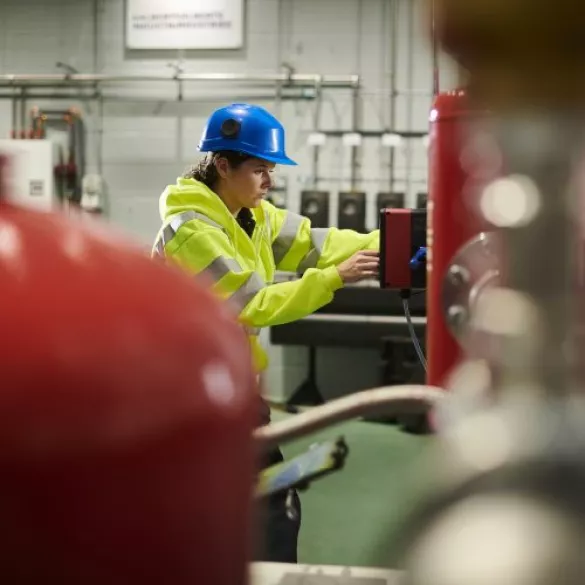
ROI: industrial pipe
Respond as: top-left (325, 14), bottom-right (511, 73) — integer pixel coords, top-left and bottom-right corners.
top-left (19, 88), bottom-right (27, 139)
top-left (0, 92), bottom-right (315, 103)
top-left (254, 385), bottom-right (445, 449)
top-left (388, 0), bottom-right (399, 194)
top-left (319, 130), bottom-right (428, 138)
top-left (311, 75), bottom-right (323, 187)
top-left (405, 0), bottom-right (416, 203)
top-left (0, 72), bottom-right (360, 89)
top-left (349, 84), bottom-right (362, 190)
top-left (10, 93), bottom-right (18, 138)
top-left (306, 175), bottom-right (428, 185)
top-left (0, 74), bottom-right (358, 133)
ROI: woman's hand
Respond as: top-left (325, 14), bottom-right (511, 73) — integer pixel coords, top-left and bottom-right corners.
top-left (337, 250), bottom-right (379, 284)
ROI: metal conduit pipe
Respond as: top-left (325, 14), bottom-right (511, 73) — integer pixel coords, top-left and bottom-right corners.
top-left (0, 72), bottom-right (360, 89)
top-left (304, 175), bottom-right (428, 184)
top-left (19, 88), bottom-right (27, 139)
top-left (405, 0), bottom-right (416, 204)
top-left (311, 75), bottom-right (324, 187)
top-left (254, 385), bottom-right (445, 449)
top-left (0, 94), bottom-right (319, 105)
top-left (388, 0), bottom-right (399, 194)
top-left (11, 93), bottom-right (18, 138)
top-left (350, 83), bottom-right (361, 190)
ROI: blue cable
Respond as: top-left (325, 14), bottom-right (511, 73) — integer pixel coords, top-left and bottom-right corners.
top-left (403, 246), bottom-right (428, 371)
top-left (410, 246), bottom-right (427, 269)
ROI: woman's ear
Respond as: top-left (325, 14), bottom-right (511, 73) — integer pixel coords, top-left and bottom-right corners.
top-left (214, 156), bottom-right (230, 180)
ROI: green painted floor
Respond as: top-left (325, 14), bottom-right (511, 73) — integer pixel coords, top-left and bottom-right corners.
top-left (274, 410), bottom-right (436, 569)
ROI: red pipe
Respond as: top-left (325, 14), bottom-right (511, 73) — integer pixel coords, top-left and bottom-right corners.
top-left (426, 89), bottom-right (491, 387)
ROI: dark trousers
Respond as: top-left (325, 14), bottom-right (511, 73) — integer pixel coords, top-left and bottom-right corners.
top-left (253, 446), bottom-right (302, 564)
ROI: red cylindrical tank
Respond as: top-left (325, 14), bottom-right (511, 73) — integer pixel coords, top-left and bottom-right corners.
top-left (0, 158), bottom-right (256, 585)
top-left (426, 89), bottom-right (495, 387)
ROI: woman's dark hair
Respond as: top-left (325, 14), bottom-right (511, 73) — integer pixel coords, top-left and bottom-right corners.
top-left (183, 151), bottom-right (252, 188)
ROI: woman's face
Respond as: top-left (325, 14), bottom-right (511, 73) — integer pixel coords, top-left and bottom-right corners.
top-left (217, 157), bottom-right (275, 211)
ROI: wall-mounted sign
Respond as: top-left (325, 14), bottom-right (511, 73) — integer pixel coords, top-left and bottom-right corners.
top-left (126, 0), bottom-right (244, 50)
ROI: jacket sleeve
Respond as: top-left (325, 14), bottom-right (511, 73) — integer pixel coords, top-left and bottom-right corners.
top-left (168, 227), bottom-right (344, 328)
top-left (264, 201), bottom-right (379, 274)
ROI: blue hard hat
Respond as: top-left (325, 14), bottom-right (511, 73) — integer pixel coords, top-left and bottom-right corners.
top-left (198, 103), bottom-right (297, 166)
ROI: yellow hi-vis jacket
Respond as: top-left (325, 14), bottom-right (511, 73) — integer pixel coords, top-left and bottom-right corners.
top-left (153, 178), bottom-right (380, 371)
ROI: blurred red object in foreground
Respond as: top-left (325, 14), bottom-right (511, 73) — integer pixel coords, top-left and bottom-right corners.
top-left (0, 156), bottom-right (257, 585)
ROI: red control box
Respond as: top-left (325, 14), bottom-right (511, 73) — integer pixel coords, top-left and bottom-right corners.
top-left (379, 208), bottom-right (427, 290)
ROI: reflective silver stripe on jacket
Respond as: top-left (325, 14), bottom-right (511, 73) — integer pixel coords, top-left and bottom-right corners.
top-left (157, 210), bottom-right (225, 256)
top-left (243, 325), bottom-right (261, 336)
top-left (263, 208), bottom-right (273, 244)
top-left (297, 227), bottom-right (330, 273)
top-left (153, 239), bottom-right (165, 257)
top-left (272, 211), bottom-right (304, 265)
top-left (155, 209), bottom-right (264, 335)
top-left (202, 258), bottom-right (265, 310)
top-left (230, 272), bottom-right (266, 308)
top-left (202, 256), bottom-right (243, 282)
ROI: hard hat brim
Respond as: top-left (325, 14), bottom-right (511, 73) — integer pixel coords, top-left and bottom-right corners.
top-left (255, 152), bottom-right (298, 166)
top-left (198, 146), bottom-right (298, 166)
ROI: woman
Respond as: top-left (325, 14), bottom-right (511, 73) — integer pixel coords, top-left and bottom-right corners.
top-left (152, 103), bottom-right (379, 563)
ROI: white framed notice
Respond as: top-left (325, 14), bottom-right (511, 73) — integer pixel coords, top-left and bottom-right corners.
top-left (126, 0), bottom-right (244, 50)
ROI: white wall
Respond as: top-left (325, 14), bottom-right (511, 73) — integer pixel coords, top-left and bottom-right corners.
top-left (0, 0), bottom-right (457, 401)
